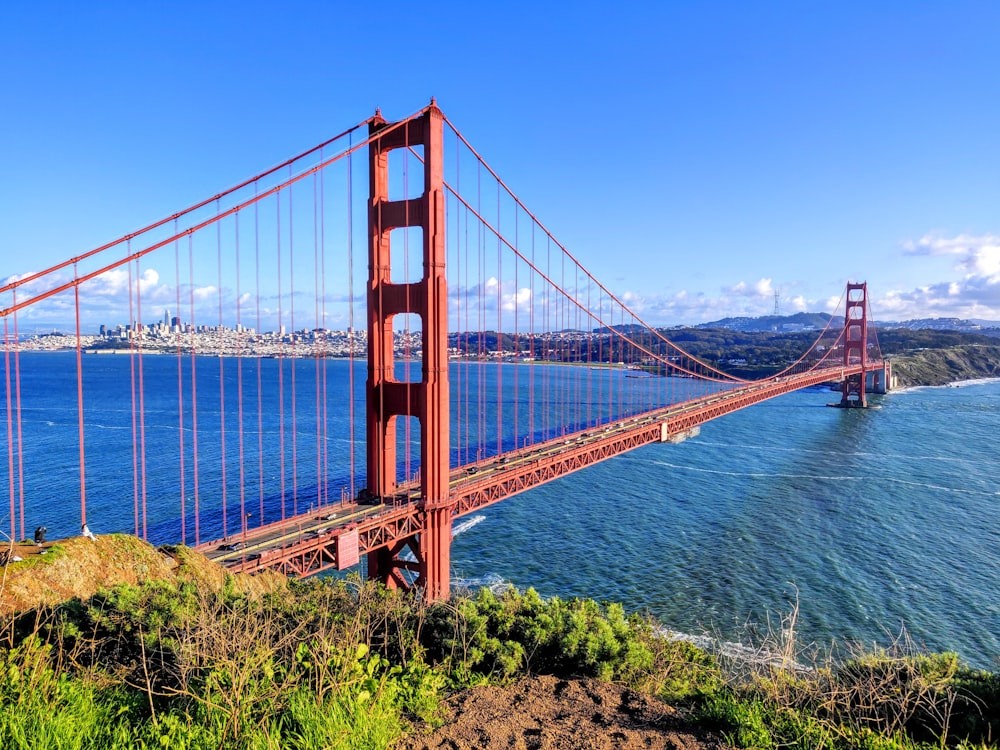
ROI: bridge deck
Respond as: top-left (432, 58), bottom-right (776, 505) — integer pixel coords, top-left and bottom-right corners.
top-left (197, 364), bottom-right (868, 577)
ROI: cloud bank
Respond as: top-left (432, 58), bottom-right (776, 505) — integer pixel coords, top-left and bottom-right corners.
top-left (880, 233), bottom-right (1000, 320)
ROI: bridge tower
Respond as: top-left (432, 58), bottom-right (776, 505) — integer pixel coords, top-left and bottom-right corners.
top-left (365, 102), bottom-right (453, 601)
top-left (840, 281), bottom-right (868, 408)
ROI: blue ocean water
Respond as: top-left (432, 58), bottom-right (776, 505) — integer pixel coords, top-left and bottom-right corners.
top-left (450, 380), bottom-right (1000, 669)
top-left (2, 352), bottom-right (998, 668)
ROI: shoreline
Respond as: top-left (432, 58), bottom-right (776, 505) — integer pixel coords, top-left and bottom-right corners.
top-left (891, 375), bottom-right (1000, 394)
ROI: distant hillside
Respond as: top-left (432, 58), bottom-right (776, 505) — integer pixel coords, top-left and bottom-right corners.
top-left (700, 313), bottom-right (1000, 338)
top-left (889, 344), bottom-right (1000, 387)
top-left (654, 325), bottom-right (1000, 384)
top-left (699, 312), bottom-right (833, 332)
top-left (880, 317), bottom-right (1000, 337)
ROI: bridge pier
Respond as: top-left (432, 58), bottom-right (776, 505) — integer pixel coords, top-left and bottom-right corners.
top-left (420, 505), bottom-right (453, 601)
top-left (870, 360), bottom-right (892, 394)
top-left (367, 541), bottom-right (420, 591)
top-left (364, 503), bottom-right (452, 598)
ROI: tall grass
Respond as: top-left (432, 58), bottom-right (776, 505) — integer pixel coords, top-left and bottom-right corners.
top-left (695, 600), bottom-right (999, 749)
top-left (0, 562), bottom-right (996, 749)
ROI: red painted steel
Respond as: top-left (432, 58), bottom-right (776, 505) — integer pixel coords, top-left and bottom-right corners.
top-left (203, 361), bottom-right (881, 580)
top-left (365, 102), bottom-right (453, 600)
top-left (840, 282), bottom-right (868, 407)
top-left (0, 103), bottom-right (891, 601)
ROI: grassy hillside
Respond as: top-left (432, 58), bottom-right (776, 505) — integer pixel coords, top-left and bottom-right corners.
top-left (1, 537), bottom-right (998, 749)
top-left (889, 344), bottom-right (1000, 387)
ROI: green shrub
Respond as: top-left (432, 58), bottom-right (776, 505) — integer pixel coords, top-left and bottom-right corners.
top-left (3, 570), bottom-right (997, 750)
top-left (419, 585), bottom-right (720, 701)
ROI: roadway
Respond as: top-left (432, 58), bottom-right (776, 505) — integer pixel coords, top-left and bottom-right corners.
top-left (198, 362), bottom-right (871, 576)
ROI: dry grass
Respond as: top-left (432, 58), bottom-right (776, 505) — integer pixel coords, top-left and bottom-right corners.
top-left (0, 533), bottom-right (285, 617)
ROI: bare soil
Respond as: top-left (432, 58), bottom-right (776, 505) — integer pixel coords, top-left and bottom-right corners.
top-left (399, 674), bottom-right (729, 750)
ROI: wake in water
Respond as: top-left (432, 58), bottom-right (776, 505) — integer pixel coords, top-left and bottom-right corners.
top-left (450, 516), bottom-right (518, 594)
top-left (659, 627), bottom-right (810, 673)
top-left (452, 572), bottom-right (510, 594)
top-left (400, 514), bottom-right (489, 565)
top-left (453, 515), bottom-right (487, 536)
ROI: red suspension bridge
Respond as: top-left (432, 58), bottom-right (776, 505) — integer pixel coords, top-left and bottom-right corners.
top-left (1, 101), bottom-right (888, 600)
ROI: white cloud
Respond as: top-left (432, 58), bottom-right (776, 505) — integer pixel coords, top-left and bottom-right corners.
top-left (90, 267), bottom-right (162, 297)
top-left (875, 233), bottom-right (1000, 320)
top-left (501, 286), bottom-right (532, 312)
top-left (192, 285), bottom-right (218, 301)
top-left (726, 278), bottom-right (774, 298)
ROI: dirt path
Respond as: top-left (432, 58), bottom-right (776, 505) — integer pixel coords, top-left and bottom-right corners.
top-left (399, 674), bottom-right (730, 750)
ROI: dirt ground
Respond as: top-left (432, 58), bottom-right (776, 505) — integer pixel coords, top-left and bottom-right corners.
top-left (398, 674), bottom-right (730, 750)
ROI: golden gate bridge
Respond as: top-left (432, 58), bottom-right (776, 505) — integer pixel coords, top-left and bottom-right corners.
top-left (0, 100), bottom-right (889, 600)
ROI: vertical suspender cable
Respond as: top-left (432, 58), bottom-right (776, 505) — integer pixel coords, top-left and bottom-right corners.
top-left (235, 212), bottom-right (246, 541)
top-left (323, 157), bottom-right (332, 506)
top-left (560, 250), bottom-right (566, 434)
top-left (175, 223), bottom-right (187, 544)
top-left (477, 162), bottom-right (484, 460)
top-left (277, 192), bottom-right (286, 520)
top-left (128, 261), bottom-right (139, 536)
top-left (313, 171), bottom-right (322, 511)
top-left (217, 201), bottom-right (228, 538)
top-left (586, 282), bottom-right (592, 428)
top-left (513, 204), bottom-right (519, 449)
top-left (463, 189), bottom-right (471, 464)
top-left (288, 171), bottom-right (298, 517)
top-left (188, 235), bottom-right (201, 544)
top-left (496, 180), bottom-right (502, 456)
top-left (11, 299), bottom-right (25, 542)
top-left (528, 222), bottom-right (535, 444)
top-left (544, 235), bottom-right (550, 440)
top-left (4, 318), bottom-right (15, 541)
top-left (135, 258), bottom-right (148, 539)
top-left (454, 136), bottom-right (462, 467)
top-left (255, 189), bottom-right (265, 524)
top-left (464, 198), bottom-right (470, 464)
top-left (345, 141), bottom-right (355, 502)
top-left (73, 266), bottom-right (87, 529)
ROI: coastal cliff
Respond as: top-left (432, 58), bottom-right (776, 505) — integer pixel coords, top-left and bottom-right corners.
top-left (888, 344), bottom-right (1000, 388)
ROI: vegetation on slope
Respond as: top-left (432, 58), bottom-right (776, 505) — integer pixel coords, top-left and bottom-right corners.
top-left (887, 344), bottom-right (1000, 388)
top-left (1, 542), bottom-right (998, 749)
top-left (675, 328), bottom-right (1000, 381)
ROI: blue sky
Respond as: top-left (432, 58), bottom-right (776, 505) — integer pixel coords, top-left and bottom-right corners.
top-left (2, 1), bottom-right (998, 327)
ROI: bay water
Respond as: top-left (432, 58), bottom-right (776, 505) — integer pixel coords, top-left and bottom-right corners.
top-left (3, 352), bottom-right (998, 668)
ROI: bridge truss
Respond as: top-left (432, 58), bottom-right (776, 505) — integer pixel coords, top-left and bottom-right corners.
top-left (0, 101), bottom-right (887, 599)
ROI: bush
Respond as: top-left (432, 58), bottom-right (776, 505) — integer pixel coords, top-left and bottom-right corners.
top-left (419, 585), bottom-right (721, 701)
